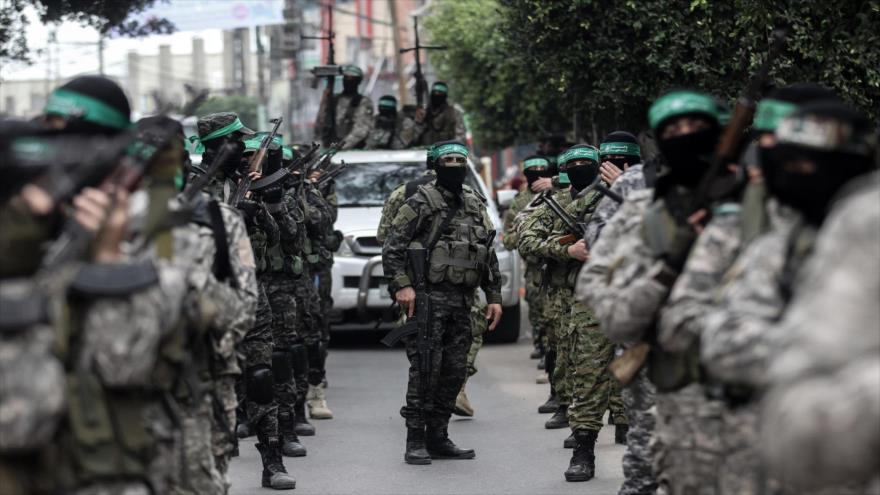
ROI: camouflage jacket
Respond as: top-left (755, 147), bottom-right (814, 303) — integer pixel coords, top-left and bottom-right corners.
top-left (264, 186), bottom-right (306, 275)
top-left (383, 183), bottom-right (502, 303)
top-left (501, 188), bottom-right (534, 251)
top-left (516, 188), bottom-right (572, 269)
top-left (377, 170), bottom-right (436, 244)
top-left (657, 204), bottom-right (743, 353)
top-left (315, 93), bottom-right (374, 150)
top-left (760, 173), bottom-right (880, 490)
top-left (577, 188), bottom-right (670, 346)
top-left (585, 164), bottom-right (647, 246)
top-left (365, 115), bottom-right (417, 150)
top-left (700, 202), bottom-right (806, 388)
top-left (299, 180), bottom-right (336, 269)
top-left (412, 103), bottom-right (466, 146)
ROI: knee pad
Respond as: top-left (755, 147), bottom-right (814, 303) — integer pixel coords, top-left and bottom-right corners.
top-left (289, 344), bottom-right (308, 376)
top-left (272, 350), bottom-right (293, 384)
top-left (246, 365), bottom-right (274, 405)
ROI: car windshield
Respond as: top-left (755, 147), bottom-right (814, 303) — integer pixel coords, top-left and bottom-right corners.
top-left (334, 161), bottom-right (484, 207)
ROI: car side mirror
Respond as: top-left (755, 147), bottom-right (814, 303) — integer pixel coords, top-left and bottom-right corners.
top-left (496, 189), bottom-right (517, 208)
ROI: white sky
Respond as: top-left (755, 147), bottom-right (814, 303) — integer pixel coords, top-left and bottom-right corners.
top-left (0, 1), bottom-right (287, 81)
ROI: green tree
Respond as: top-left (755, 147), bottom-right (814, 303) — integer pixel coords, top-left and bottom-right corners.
top-left (194, 95), bottom-right (260, 130)
top-left (425, 0), bottom-right (879, 148)
top-left (424, 0), bottom-right (569, 149)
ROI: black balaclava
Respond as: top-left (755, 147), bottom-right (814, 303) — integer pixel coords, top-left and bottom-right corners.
top-left (560, 144), bottom-right (600, 191)
top-left (430, 81), bottom-right (449, 109)
top-left (760, 100), bottom-right (875, 225)
top-left (599, 130), bottom-right (641, 171)
top-left (342, 77), bottom-right (361, 96)
top-left (203, 134), bottom-right (245, 177)
top-left (657, 118), bottom-right (720, 189)
top-left (522, 155), bottom-right (551, 187)
top-left (434, 141), bottom-right (469, 194)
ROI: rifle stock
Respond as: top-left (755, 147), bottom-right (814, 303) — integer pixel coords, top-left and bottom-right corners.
top-left (608, 342), bottom-right (651, 386)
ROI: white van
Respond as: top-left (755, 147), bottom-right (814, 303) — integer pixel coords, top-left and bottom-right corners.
top-left (327, 149), bottom-right (522, 342)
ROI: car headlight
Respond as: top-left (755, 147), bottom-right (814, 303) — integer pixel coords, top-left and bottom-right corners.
top-left (336, 235), bottom-right (355, 257)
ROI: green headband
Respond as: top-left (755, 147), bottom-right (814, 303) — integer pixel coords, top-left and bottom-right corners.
top-left (434, 143), bottom-right (469, 159)
top-left (244, 132), bottom-right (283, 151)
top-left (188, 117), bottom-right (246, 153)
top-left (282, 145), bottom-right (294, 161)
top-left (432, 83), bottom-right (449, 94)
top-left (649, 91), bottom-right (720, 130)
top-left (523, 157), bottom-right (550, 169)
top-left (599, 142), bottom-right (641, 157)
top-left (558, 146), bottom-right (599, 165)
top-left (558, 172), bottom-right (570, 184)
top-left (753, 99), bottom-right (799, 132)
top-left (379, 98), bottom-right (397, 109)
top-left (44, 89), bottom-right (131, 130)
top-left (342, 65), bottom-right (363, 77)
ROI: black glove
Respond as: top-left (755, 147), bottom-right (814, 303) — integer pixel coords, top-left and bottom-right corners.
top-left (237, 199), bottom-right (259, 220)
top-left (262, 184), bottom-right (283, 204)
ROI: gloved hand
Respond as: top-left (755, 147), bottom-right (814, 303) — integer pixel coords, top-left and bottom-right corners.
top-left (237, 199), bottom-right (259, 220)
top-left (262, 184), bottom-right (283, 204)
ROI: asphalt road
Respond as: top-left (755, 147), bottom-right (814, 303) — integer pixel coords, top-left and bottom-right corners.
top-left (229, 324), bottom-right (625, 495)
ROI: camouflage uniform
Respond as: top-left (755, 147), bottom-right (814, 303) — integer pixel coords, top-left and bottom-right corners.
top-left (315, 92), bottom-right (374, 150)
top-left (365, 114), bottom-right (417, 150)
top-left (653, 206), bottom-right (742, 495)
top-left (761, 174), bottom-right (880, 493)
top-left (699, 202), bottom-right (806, 495)
top-left (577, 188), bottom-right (663, 495)
top-left (517, 189), bottom-right (575, 407)
top-left (383, 182), bottom-right (502, 430)
top-left (466, 300), bottom-right (488, 377)
top-left (412, 103), bottom-right (467, 146)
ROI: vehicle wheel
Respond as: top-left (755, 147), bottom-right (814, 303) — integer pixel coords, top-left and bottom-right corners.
top-left (486, 302), bottom-right (521, 344)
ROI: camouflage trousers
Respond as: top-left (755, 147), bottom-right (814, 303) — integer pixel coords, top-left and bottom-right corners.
top-left (315, 265), bottom-right (333, 344)
top-left (211, 375), bottom-right (238, 478)
top-left (174, 396), bottom-right (227, 495)
top-left (240, 283), bottom-right (278, 443)
top-left (564, 302), bottom-right (626, 431)
top-left (619, 368), bottom-right (658, 495)
top-left (402, 290), bottom-right (473, 429)
top-left (548, 288), bottom-right (574, 405)
top-left (263, 273), bottom-right (300, 417)
top-left (466, 300), bottom-right (488, 377)
top-left (524, 275), bottom-right (548, 347)
top-left (652, 384), bottom-right (723, 495)
top-left (717, 403), bottom-right (764, 495)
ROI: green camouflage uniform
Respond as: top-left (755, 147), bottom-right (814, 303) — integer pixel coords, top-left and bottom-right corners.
top-left (411, 103), bottom-right (467, 146)
top-left (315, 93), bottom-right (374, 150)
top-left (383, 182), bottom-right (502, 429)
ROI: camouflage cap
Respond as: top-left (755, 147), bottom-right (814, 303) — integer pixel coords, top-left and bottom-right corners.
top-left (197, 112), bottom-right (254, 140)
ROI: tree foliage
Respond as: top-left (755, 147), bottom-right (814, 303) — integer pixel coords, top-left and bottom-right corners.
top-left (194, 95), bottom-right (260, 130)
top-left (1, 0), bottom-right (174, 64)
top-left (425, 0), bottom-right (880, 148)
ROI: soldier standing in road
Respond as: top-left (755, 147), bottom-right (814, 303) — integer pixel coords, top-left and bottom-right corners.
top-left (383, 142), bottom-right (503, 465)
top-left (314, 64), bottom-right (374, 150)
top-left (366, 95), bottom-right (417, 150)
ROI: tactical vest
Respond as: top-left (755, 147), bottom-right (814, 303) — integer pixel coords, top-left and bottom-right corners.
top-left (419, 185), bottom-right (493, 289)
top-left (265, 195), bottom-right (305, 277)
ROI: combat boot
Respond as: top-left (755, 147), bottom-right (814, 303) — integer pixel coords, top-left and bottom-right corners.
top-left (544, 404), bottom-right (569, 429)
top-left (236, 421), bottom-right (253, 439)
top-left (453, 386), bottom-right (474, 417)
top-left (307, 384), bottom-right (333, 419)
top-left (294, 397), bottom-right (315, 436)
top-left (537, 359), bottom-right (545, 370)
top-left (256, 441), bottom-right (296, 490)
top-left (530, 343), bottom-right (545, 360)
top-left (564, 429), bottom-right (597, 482)
top-left (538, 394), bottom-right (558, 414)
top-left (563, 432), bottom-right (575, 449)
top-left (404, 427), bottom-right (431, 465)
top-left (615, 424), bottom-right (629, 445)
top-left (278, 411), bottom-right (307, 457)
top-left (536, 372), bottom-right (549, 384)
top-left (426, 425), bottom-right (475, 460)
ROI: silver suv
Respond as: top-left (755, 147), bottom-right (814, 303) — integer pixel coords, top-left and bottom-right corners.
top-left (327, 149), bottom-right (522, 342)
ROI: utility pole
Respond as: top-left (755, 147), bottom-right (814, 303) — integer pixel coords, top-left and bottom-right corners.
top-left (256, 26), bottom-right (267, 105)
top-left (387, 0), bottom-right (407, 105)
top-left (98, 35), bottom-right (105, 75)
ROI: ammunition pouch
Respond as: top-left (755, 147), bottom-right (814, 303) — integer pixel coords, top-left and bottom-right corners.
top-left (325, 230), bottom-right (344, 252)
top-left (272, 350), bottom-right (293, 384)
top-left (426, 241), bottom-right (488, 288)
top-left (63, 372), bottom-right (162, 483)
top-left (68, 261), bottom-right (159, 298)
top-left (267, 245), bottom-right (304, 276)
top-left (246, 365), bottom-right (274, 405)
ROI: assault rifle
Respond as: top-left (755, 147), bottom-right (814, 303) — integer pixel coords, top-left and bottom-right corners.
top-left (305, 3), bottom-right (338, 148)
top-left (532, 192), bottom-right (586, 246)
top-left (249, 142), bottom-right (321, 193)
top-left (229, 117), bottom-right (283, 207)
top-left (312, 161), bottom-right (346, 189)
top-left (609, 30), bottom-right (788, 388)
top-left (41, 123), bottom-right (178, 269)
top-left (380, 248), bottom-right (433, 417)
top-left (183, 142), bottom-right (239, 201)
